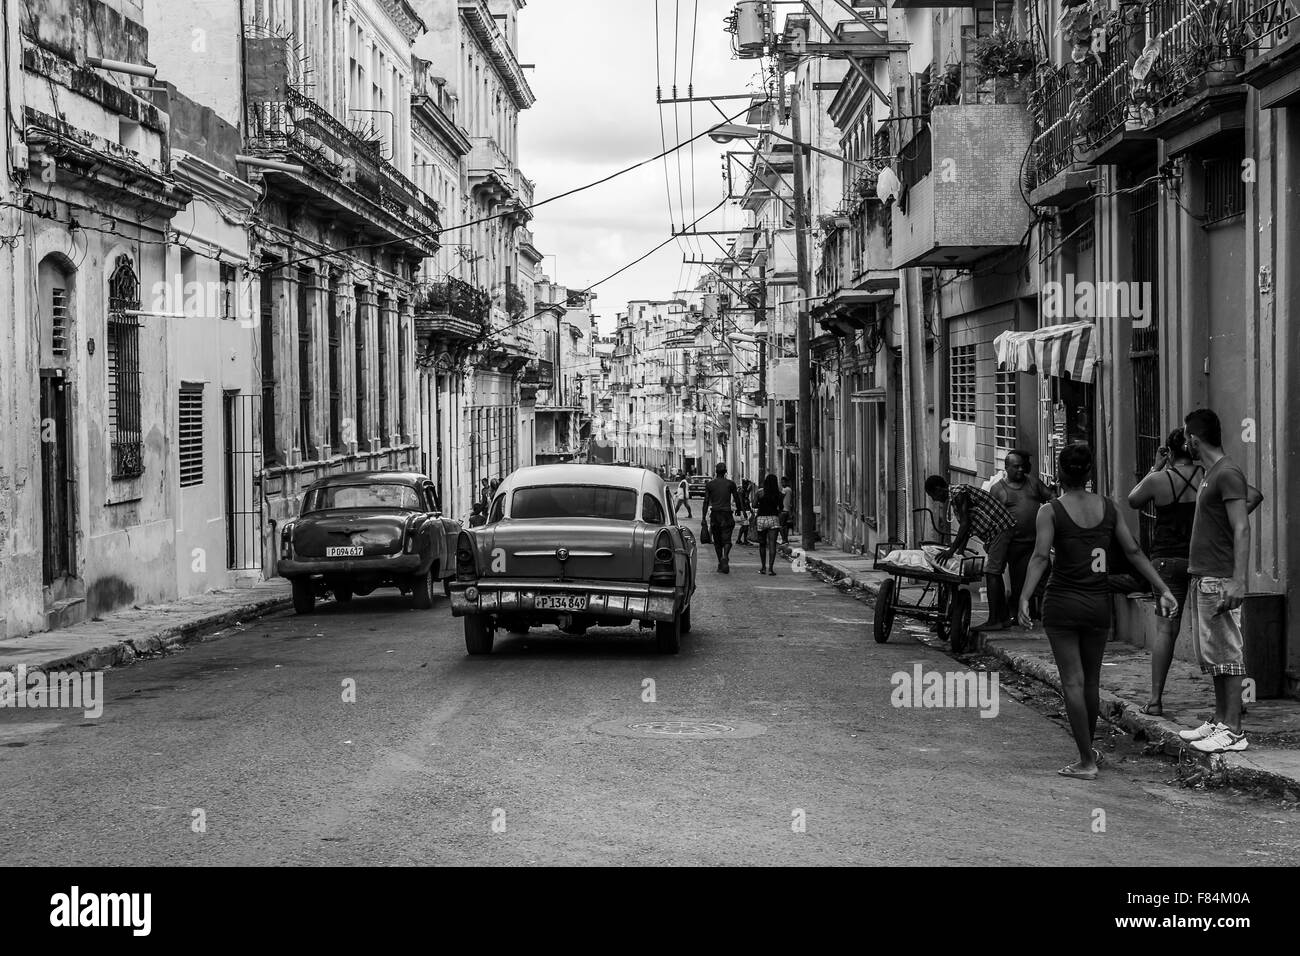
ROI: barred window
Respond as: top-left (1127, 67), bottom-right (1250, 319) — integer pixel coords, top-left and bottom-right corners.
top-left (950, 345), bottom-right (977, 424)
top-left (107, 256), bottom-right (143, 479)
top-left (995, 370), bottom-right (1017, 453)
top-left (51, 287), bottom-right (70, 356)
top-left (179, 384), bottom-right (204, 487)
top-left (1203, 150), bottom-right (1246, 225)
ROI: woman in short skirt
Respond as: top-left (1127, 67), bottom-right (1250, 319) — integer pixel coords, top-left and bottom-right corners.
top-left (755, 474), bottom-right (784, 575)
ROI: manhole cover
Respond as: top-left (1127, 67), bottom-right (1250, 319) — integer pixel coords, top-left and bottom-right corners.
top-left (590, 718), bottom-right (766, 740)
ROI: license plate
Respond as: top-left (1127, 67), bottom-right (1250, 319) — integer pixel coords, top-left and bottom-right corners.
top-left (536, 593), bottom-right (587, 611)
top-left (325, 546), bottom-right (364, 557)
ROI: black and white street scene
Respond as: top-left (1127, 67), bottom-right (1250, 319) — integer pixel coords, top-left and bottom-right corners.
top-left (2, 0), bottom-right (1300, 888)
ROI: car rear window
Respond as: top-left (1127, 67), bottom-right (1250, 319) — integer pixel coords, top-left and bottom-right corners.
top-left (306, 484), bottom-right (421, 512)
top-left (511, 485), bottom-right (638, 521)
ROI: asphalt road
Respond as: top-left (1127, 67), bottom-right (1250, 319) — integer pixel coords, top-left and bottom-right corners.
top-left (1, 543), bottom-right (1295, 866)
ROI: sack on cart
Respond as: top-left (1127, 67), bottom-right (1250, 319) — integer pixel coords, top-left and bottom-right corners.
top-left (877, 546), bottom-right (964, 578)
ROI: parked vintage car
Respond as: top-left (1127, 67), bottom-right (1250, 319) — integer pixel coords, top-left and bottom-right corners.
top-left (448, 465), bottom-right (698, 655)
top-left (278, 471), bottom-right (461, 614)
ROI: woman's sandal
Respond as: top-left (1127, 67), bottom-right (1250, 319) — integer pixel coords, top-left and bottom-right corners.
top-left (1139, 702), bottom-right (1163, 717)
top-left (1058, 763), bottom-right (1099, 780)
top-left (1092, 748), bottom-right (1106, 766)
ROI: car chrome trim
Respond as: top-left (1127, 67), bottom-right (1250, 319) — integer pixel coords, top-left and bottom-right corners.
top-left (511, 550), bottom-right (614, 558)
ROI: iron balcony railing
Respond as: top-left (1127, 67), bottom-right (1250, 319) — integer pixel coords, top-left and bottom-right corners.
top-left (1028, 65), bottom-right (1077, 188)
top-left (897, 122), bottom-right (932, 192)
top-left (247, 87), bottom-right (438, 233)
top-left (1241, 0), bottom-right (1299, 48)
top-left (1147, 0), bottom-right (1212, 109)
top-left (1076, 12), bottom-right (1147, 149)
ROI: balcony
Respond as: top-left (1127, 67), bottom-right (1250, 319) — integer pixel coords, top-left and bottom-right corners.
top-left (469, 136), bottom-right (515, 204)
top-left (414, 277), bottom-right (491, 346)
top-left (1027, 66), bottom-right (1097, 207)
top-left (890, 106), bottom-right (1033, 269)
top-left (1240, 0), bottom-right (1300, 107)
top-left (245, 84), bottom-right (438, 257)
top-left (521, 359), bottom-right (555, 389)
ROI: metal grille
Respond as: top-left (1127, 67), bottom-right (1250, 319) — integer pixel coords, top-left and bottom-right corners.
top-left (179, 384), bottom-right (205, 487)
top-left (297, 269), bottom-right (314, 460)
top-left (995, 370), bottom-right (1017, 454)
top-left (1130, 179), bottom-right (1161, 549)
top-left (397, 298), bottom-right (408, 446)
top-left (220, 263), bottom-right (236, 319)
top-left (354, 285), bottom-right (368, 451)
top-left (260, 261), bottom-right (278, 466)
top-left (1203, 153), bottom-right (1246, 225)
top-left (40, 372), bottom-right (75, 583)
top-left (950, 345), bottom-right (976, 423)
top-left (1028, 65), bottom-right (1077, 189)
top-left (898, 123), bottom-right (932, 191)
top-left (108, 256), bottom-right (143, 479)
top-left (327, 282), bottom-right (341, 451)
top-left (1077, 13), bottom-right (1145, 149)
top-left (223, 392), bottom-right (263, 571)
top-left (377, 294), bottom-right (390, 448)
top-left (51, 287), bottom-right (69, 356)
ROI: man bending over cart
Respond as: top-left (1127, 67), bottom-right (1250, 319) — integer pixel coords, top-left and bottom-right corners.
top-left (924, 475), bottom-right (1017, 632)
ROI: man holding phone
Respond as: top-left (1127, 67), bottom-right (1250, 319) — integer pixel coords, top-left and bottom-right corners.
top-left (1177, 409), bottom-right (1264, 754)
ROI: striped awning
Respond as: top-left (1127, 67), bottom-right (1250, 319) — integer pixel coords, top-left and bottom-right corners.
top-left (994, 322), bottom-right (1098, 383)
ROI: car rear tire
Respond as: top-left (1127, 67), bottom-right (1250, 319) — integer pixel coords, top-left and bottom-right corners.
top-left (655, 613), bottom-right (681, 654)
top-left (464, 615), bottom-right (496, 655)
top-left (292, 578), bottom-right (315, 615)
top-left (411, 567), bottom-right (437, 610)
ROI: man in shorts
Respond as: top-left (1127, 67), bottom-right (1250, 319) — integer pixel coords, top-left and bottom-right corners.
top-left (925, 474), bottom-right (1016, 631)
top-left (703, 462), bottom-right (747, 573)
top-left (991, 450), bottom-right (1055, 625)
top-left (1178, 409), bottom-right (1264, 754)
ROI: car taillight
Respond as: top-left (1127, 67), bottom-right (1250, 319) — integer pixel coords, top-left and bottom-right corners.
top-left (456, 531), bottom-right (478, 580)
top-left (403, 517), bottom-right (419, 554)
top-left (650, 539), bottom-right (675, 586)
top-left (280, 523), bottom-right (294, 560)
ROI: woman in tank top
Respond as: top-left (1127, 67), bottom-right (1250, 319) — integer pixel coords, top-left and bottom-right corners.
top-left (1019, 444), bottom-right (1176, 780)
top-left (1126, 427), bottom-right (1202, 716)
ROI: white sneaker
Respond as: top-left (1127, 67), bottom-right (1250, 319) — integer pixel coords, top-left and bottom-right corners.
top-left (1191, 727), bottom-right (1249, 753)
top-left (1178, 721), bottom-right (1223, 742)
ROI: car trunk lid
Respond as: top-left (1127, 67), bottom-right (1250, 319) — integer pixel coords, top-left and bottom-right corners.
top-left (482, 519), bottom-right (648, 581)
top-left (293, 510), bottom-right (411, 558)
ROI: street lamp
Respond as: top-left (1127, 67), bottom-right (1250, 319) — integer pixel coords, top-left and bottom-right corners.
top-left (707, 123), bottom-right (878, 172)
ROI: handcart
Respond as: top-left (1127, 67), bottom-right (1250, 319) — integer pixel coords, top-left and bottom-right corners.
top-left (871, 508), bottom-right (985, 653)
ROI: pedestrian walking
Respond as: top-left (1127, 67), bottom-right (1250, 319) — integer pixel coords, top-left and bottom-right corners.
top-left (755, 474), bottom-right (783, 575)
top-left (779, 476), bottom-right (794, 544)
top-left (1176, 409), bottom-right (1264, 755)
top-left (1018, 444), bottom-right (1176, 779)
top-left (1125, 428), bottom-right (1202, 716)
top-left (990, 450), bottom-right (1055, 626)
top-left (702, 463), bottom-right (746, 573)
top-left (924, 474), bottom-right (1017, 630)
top-left (675, 471), bottom-right (692, 520)
top-left (736, 478), bottom-right (755, 545)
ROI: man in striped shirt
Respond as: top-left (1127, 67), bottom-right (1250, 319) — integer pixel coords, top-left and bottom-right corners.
top-left (925, 475), bottom-right (1017, 631)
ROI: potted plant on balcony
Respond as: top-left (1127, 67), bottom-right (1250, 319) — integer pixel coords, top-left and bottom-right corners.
top-left (927, 61), bottom-right (963, 108)
top-left (1193, 0), bottom-right (1249, 85)
top-left (974, 22), bottom-right (1037, 103)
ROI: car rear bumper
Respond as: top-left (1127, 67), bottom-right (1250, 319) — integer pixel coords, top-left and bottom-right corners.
top-left (279, 553), bottom-right (426, 578)
top-left (449, 579), bottom-right (682, 622)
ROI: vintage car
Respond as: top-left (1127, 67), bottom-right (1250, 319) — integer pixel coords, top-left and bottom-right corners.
top-left (448, 465), bottom-right (698, 655)
top-left (277, 471), bottom-right (461, 614)
top-left (686, 475), bottom-right (709, 499)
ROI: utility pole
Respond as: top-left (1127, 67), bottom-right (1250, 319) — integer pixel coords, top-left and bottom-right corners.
top-left (757, 269), bottom-right (767, 479)
top-left (762, 261), bottom-right (776, 479)
top-left (791, 81), bottom-right (815, 551)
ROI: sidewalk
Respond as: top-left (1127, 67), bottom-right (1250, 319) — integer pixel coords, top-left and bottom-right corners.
top-left (0, 580), bottom-right (292, 676)
top-left (779, 540), bottom-right (1300, 795)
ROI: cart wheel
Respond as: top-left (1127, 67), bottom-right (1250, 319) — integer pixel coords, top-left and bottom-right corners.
top-left (873, 578), bottom-right (896, 643)
top-left (949, 588), bottom-right (973, 653)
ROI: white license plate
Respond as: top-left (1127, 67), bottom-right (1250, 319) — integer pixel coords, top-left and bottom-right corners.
top-left (325, 546), bottom-right (364, 557)
top-left (536, 594), bottom-right (588, 611)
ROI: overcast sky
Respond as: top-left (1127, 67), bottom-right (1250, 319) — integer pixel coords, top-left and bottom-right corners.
top-left (518, 0), bottom-right (764, 334)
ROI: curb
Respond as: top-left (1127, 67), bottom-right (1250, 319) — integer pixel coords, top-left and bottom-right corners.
top-left (1, 592), bottom-right (293, 678)
top-left (979, 634), bottom-right (1300, 794)
top-left (782, 543), bottom-right (1300, 794)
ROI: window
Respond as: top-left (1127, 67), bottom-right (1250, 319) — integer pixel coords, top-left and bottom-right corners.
top-left (260, 261), bottom-right (278, 465)
top-left (642, 493), bottom-right (665, 525)
top-left (327, 280), bottom-right (341, 451)
top-left (306, 482), bottom-right (422, 512)
top-left (220, 263), bottom-right (236, 319)
top-left (377, 293), bottom-right (390, 447)
top-left (1202, 149), bottom-right (1246, 225)
top-left (354, 285), bottom-right (368, 451)
top-left (51, 286), bottom-right (70, 356)
top-left (995, 370), bottom-right (1017, 454)
top-left (976, 2), bottom-right (1015, 36)
top-left (179, 384), bottom-right (204, 487)
top-left (298, 269), bottom-right (314, 459)
top-left (950, 345), bottom-right (976, 424)
top-left (511, 485), bottom-right (638, 521)
top-left (107, 256), bottom-right (143, 479)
